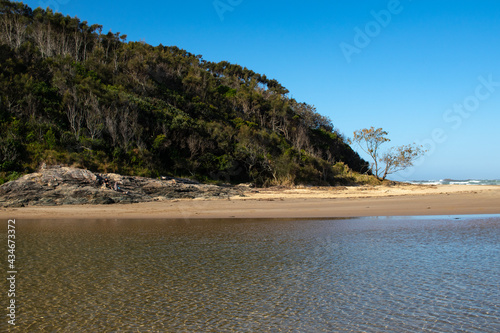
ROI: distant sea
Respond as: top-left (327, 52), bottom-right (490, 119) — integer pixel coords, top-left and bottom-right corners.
top-left (410, 179), bottom-right (500, 185)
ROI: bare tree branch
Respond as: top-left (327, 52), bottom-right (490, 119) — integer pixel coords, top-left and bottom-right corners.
top-left (351, 127), bottom-right (426, 180)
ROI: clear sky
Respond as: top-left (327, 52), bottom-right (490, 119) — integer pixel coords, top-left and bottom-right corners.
top-left (21, 0), bottom-right (500, 181)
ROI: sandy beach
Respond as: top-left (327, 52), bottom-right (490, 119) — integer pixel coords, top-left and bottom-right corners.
top-left (1, 184), bottom-right (499, 219)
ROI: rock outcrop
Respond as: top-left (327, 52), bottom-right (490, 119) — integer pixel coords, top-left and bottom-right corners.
top-left (0, 166), bottom-right (245, 207)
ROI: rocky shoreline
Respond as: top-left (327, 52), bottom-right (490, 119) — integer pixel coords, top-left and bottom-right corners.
top-left (0, 166), bottom-right (246, 207)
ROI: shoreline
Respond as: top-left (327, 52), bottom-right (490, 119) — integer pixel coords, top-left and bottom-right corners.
top-left (1, 184), bottom-right (500, 220)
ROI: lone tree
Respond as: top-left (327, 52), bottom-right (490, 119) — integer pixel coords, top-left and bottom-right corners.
top-left (350, 127), bottom-right (426, 180)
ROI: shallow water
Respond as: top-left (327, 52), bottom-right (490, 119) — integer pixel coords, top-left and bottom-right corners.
top-left (2, 215), bottom-right (499, 332)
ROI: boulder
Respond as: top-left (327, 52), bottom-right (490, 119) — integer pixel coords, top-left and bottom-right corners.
top-left (0, 165), bottom-right (244, 207)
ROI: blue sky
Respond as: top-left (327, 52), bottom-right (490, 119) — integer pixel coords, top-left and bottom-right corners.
top-left (22, 0), bottom-right (500, 180)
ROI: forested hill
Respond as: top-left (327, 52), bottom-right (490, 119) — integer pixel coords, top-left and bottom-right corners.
top-left (0, 0), bottom-right (369, 185)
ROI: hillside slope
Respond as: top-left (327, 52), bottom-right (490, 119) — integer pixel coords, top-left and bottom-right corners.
top-left (0, 0), bottom-right (370, 185)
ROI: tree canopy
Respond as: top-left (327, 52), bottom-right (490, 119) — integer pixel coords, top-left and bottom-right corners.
top-left (0, 0), bottom-right (369, 185)
top-left (351, 127), bottom-right (426, 180)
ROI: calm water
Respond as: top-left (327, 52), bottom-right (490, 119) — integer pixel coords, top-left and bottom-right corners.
top-left (2, 216), bottom-right (499, 332)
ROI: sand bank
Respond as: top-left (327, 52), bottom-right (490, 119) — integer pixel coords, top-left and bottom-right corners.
top-left (1, 184), bottom-right (499, 219)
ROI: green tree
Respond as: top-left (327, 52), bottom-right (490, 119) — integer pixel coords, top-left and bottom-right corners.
top-left (0, 0), bottom-right (372, 185)
top-left (351, 127), bottom-right (425, 180)
top-left (380, 144), bottom-right (426, 180)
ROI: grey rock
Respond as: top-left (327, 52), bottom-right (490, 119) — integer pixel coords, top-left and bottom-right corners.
top-left (0, 165), bottom-right (244, 207)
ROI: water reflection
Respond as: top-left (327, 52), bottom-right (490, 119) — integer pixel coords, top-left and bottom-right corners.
top-left (2, 216), bottom-right (499, 332)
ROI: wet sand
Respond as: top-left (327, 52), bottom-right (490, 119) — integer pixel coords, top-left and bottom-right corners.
top-left (1, 184), bottom-right (499, 219)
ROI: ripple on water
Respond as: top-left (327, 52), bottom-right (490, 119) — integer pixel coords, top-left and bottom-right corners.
top-left (3, 216), bottom-right (499, 332)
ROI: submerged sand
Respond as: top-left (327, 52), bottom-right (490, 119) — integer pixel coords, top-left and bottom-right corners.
top-left (1, 184), bottom-right (499, 219)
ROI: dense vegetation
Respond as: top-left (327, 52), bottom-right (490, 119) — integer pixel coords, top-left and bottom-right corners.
top-left (0, 0), bottom-right (370, 185)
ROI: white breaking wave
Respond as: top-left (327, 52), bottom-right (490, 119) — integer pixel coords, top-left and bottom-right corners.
top-left (410, 179), bottom-right (500, 186)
